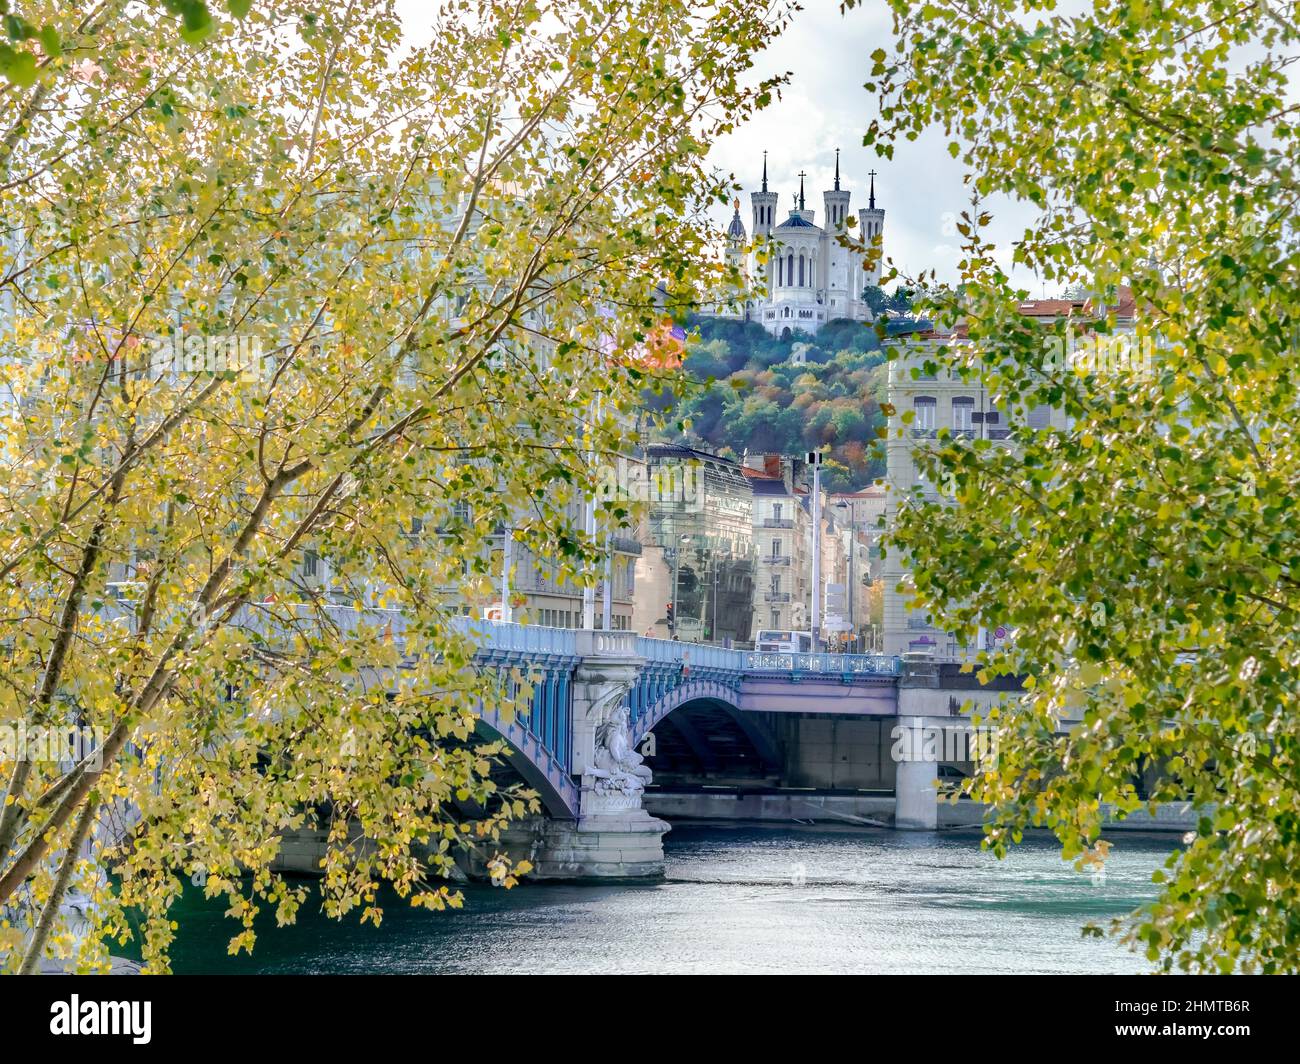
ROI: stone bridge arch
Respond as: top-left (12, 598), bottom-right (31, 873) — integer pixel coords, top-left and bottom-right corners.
top-left (629, 679), bottom-right (782, 775)
top-left (476, 709), bottom-right (580, 819)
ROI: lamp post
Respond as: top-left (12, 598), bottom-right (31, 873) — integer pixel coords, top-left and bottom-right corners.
top-left (836, 500), bottom-right (854, 653)
top-left (500, 523), bottom-right (513, 624)
top-left (602, 530), bottom-right (613, 631)
top-left (710, 554), bottom-right (719, 644)
top-left (670, 533), bottom-right (690, 640)
top-left (807, 451), bottom-right (823, 651)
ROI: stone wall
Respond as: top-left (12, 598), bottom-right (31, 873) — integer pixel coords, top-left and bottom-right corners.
top-left (775, 715), bottom-right (897, 790)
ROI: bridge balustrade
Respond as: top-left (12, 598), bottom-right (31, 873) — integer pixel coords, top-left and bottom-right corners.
top-left (743, 652), bottom-right (901, 676)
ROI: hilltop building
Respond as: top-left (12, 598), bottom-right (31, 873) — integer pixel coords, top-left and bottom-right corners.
top-left (716, 150), bottom-right (886, 337)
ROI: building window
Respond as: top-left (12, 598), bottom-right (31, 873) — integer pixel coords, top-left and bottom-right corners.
top-left (913, 396), bottom-right (936, 436)
top-left (985, 408), bottom-right (1009, 440)
top-left (773, 502), bottom-right (782, 521)
top-left (771, 538), bottom-right (781, 557)
top-left (952, 396), bottom-right (974, 437)
top-left (798, 254), bottom-right (805, 287)
top-left (771, 610), bottom-right (781, 629)
top-left (786, 252), bottom-right (794, 286)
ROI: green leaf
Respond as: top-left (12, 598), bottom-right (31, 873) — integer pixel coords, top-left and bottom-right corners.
top-left (2, 49), bottom-right (37, 86)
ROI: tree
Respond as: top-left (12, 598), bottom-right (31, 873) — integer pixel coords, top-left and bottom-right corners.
top-left (861, 284), bottom-right (888, 316)
top-left (1, 2), bottom-right (236, 88)
top-left (0, 0), bottom-right (789, 972)
top-left (852, 0), bottom-right (1300, 972)
top-left (885, 287), bottom-right (913, 316)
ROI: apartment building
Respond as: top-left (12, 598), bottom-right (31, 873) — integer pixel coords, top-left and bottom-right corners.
top-left (743, 454), bottom-right (813, 635)
top-left (882, 291), bottom-right (1137, 659)
top-left (633, 445), bottom-right (756, 644)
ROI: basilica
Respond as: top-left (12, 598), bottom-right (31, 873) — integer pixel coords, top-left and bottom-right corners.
top-left (719, 150), bottom-right (885, 336)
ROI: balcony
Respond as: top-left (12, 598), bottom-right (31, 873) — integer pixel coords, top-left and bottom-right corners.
top-left (764, 554), bottom-right (792, 566)
top-left (610, 535), bottom-right (643, 556)
top-left (764, 592), bottom-right (791, 603)
top-left (761, 517), bottom-right (794, 528)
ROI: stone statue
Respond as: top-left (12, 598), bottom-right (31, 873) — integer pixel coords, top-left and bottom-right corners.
top-left (587, 705), bottom-right (653, 803)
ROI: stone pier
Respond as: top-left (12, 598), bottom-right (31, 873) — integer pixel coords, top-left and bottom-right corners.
top-left (533, 630), bottom-right (669, 877)
top-left (893, 658), bottom-right (943, 830)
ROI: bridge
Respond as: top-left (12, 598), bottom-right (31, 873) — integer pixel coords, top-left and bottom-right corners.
top-left (471, 622), bottom-right (902, 819)
top-left (410, 618), bottom-right (985, 879)
top-left (99, 600), bottom-right (996, 879)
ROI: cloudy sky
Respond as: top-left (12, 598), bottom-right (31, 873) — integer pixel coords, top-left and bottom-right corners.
top-left (704, 1), bottom-right (1041, 291)
top-left (394, 0), bottom-right (1046, 291)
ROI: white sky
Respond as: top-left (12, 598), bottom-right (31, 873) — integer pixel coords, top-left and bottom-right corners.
top-left (704, 0), bottom-right (1041, 291)
top-left (394, 0), bottom-right (1045, 291)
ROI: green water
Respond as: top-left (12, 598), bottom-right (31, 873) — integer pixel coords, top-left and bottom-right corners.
top-left (159, 824), bottom-right (1174, 974)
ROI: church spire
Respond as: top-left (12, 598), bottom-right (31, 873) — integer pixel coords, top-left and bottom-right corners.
top-left (834, 148), bottom-right (841, 192)
top-left (761, 150), bottom-right (768, 193)
top-left (868, 169), bottom-right (877, 211)
top-left (797, 170), bottom-right (806, 211)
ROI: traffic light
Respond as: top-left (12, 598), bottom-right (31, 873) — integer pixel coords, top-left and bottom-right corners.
top-left (665, 602), bottom-right (674, 631)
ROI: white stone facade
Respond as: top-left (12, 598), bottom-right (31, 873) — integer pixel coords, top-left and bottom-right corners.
top-left (718, 152), bottom-right (885, 337)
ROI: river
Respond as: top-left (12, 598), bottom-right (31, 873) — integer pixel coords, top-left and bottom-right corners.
top-left (160, 824), bottom-right (1174, 974)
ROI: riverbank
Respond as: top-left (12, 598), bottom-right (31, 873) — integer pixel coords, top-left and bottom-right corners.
top-left (643, 791), bottom-right (1198, 832)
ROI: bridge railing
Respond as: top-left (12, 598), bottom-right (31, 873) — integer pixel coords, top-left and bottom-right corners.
top-left (743, 652), bottom-right (901, 676)
top-left (459, 618), bottom-right (580, 658)
top-left (635, 635), bottom-right (748, 672)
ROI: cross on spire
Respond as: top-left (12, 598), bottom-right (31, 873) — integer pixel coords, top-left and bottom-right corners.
top-left (797, 170), bottom-right (806, 211)
top-left (834, 148), bottom-right (841, 191)
top-left (868, 169), bottom-right (878, 211)
top-left (761, 149), bottom-right (768, 193)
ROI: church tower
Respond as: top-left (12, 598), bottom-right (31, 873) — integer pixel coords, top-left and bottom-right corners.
top-left (723, 150), bottom-right (885, 335)
top-left (725, 198), bottom-right (747, 274)
top-left (749, 150), bottom-right (778, 239)
top-left (858, 169), bottom-right (886, 288)
top-left (823, 149), bottom-right (851, 233)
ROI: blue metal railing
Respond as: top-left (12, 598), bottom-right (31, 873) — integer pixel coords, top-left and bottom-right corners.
top-left (634, 635), bottom-right (747, 672)
top-left (743, 652), bottom-right (901, 675)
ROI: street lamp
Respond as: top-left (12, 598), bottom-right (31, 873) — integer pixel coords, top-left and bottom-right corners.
top-left (670, 533), bottom-right (690, 640)
top-left (836, 500), bottom-right (855, 654)
top-left (807, 451), bottom-right (823, 651)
